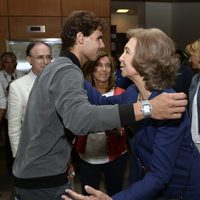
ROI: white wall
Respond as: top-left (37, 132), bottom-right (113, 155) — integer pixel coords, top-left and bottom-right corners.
top-left (172, 3), bottom-right (200, 49)
top-left (111, 1), bottom-right (200, 49)
top-left (145, 2), bottom-right (172, 36)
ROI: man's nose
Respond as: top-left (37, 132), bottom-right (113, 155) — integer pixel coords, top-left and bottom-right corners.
top-left (100, 40), bottom-right (105, 49)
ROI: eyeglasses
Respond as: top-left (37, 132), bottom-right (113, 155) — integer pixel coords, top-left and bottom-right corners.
top-left (96, 62), bottom-right (111, 68)
top-left (30, 55), bottom-right (52, 63)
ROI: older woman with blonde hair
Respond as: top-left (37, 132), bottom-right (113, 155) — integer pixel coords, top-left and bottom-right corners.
top-left (63, 28), bottom-right (200, 200)
top-left (185, 39), bottom-right (200, 152)
top-left (185, 39), bottom-right (200, 70)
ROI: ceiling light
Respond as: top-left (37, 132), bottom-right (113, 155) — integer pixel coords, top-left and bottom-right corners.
top-left (116, 9), bottom-right (129, 14)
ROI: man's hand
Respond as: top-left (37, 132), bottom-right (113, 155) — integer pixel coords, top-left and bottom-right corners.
top-left (66, 162), bottom-right (75, 181)
top-left (150, 92), bottom-right (188, 120)
top-left (61, 185), bottom-right (112, 200)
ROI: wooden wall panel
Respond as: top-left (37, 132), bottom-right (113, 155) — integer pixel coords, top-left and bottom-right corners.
top-left (9, 17), bottom-right (62, 39)
top-left (62, 0), bottom-right (110, 17)
top-left (0, 0), bottom-right (110, 53)
top-left (103, 18), bottom-right (111, 52)
top-left (0, 0), bottom-right (8, 16)
top-left (0, 17), bottom-right (9, 52)
top-left (62, 17), bottom-right (110, 52)
top-left (8, 0), bottom-right (61, 16)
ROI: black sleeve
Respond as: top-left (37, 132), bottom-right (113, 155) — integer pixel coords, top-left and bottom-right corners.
top-left (118, 104), bottom-right (135, 126)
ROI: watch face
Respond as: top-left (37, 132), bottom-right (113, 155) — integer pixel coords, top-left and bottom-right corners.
top-left (144, 105), bottom-right (151, 113)
top-left (141, 100), bottom-right (152, 118)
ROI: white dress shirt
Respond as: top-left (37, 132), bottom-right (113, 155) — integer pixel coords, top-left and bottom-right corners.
top-left (0, 69), bottom-right (24, 113)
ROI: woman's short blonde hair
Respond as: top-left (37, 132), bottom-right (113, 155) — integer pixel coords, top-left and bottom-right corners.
top-left (185, 39), bottom-right (200, 64)
top-left (126, 28), bottom-right (179, 91)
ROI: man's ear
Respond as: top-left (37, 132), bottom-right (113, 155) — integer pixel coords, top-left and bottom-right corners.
top-left (27, 56), bottom-right (32, 66)
top-left (76, 32), bottom-right (84, 44)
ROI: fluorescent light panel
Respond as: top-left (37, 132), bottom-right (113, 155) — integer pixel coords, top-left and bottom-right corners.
top-left (116, 9), bottom-right (129, 13)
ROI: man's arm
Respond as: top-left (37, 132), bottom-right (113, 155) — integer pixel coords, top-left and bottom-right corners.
top-left (84, 81), bottom-right (188, 121)
top-left (84, 80), bottom-right (138, 105)
top-left (133, 92), bottom-right (187, 121)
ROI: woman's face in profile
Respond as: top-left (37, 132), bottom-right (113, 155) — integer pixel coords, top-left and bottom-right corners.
top-left (188, 53), bottom-right (200, 70)
top-left (119, 37), bottom-right (140, 80)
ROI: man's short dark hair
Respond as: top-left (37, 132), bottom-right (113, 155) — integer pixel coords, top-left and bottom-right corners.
top-left (1, 52), bottom-right (17, 62)
top-left (61, 10), bottom-right (106, 51)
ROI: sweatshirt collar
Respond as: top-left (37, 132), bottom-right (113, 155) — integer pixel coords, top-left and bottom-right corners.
top-left (59, 50), bottom-right (81, 68)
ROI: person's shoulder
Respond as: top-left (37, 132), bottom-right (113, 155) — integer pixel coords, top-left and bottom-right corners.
top-left (52, 57), bottom-right (73, 67)
top-left (15, 72), bottom-right (30, 81)
top-left (190, 72), bottom-right (199, 83)
top-left (49, 57), bottom-right (81, 75)
top-left (10, 73), bottom-right (30, 88)
top-left (150, 88), bottom-right (175, 99)
top-left (179, 64), bottom-right (194, 76)
top-left (16, 70), bottom-right (25, 77)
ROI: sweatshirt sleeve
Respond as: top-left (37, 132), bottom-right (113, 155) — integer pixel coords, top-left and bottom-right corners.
top-left (50, 67), bottom-right (135, 134)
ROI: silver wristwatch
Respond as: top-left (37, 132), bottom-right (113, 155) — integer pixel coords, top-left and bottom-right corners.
top-left (141, 100), bottom-right (152, 118)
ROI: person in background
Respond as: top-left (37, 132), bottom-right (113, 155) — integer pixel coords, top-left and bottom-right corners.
top-left (75, 51), bottom-right (128, 196)
top-left (173, 49), bottom-right (195, 97)
top-left (185, 39), bottom-right (200, 152)
top-left (0, 52), bottom-right (24, 174)
top-left (0, 52), bottom-right (24, 97)
top-left (62, 28), bottom-right (200, 200)
top-left (7, 41), bottom-right (52, 158)
top-left (0, 52), bottom-right (24, 120)
top-left (12, 10), bottom-right (187, 200)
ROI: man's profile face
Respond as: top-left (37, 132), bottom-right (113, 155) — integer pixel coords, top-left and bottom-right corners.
top-left (82, 29), bottom-right (105, 62)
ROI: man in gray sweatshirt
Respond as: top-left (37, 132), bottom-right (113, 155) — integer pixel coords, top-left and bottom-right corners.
top-left (12, 10), bottom-right (187, 200)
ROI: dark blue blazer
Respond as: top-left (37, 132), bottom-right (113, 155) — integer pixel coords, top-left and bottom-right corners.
top-left (84, 80), bottom-right (137, 105)
top-left (113, 88), bottom-right (200, 200)
top-left (84, 81), bottom-right (200, 200)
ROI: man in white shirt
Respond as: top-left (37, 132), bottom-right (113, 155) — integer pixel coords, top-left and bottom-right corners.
top-left (8, 41), bottom-right (52, 157)
top-left (0, 52), bottom-right (24, 174)
top-left (0, 52), bottom-right (25, 120)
